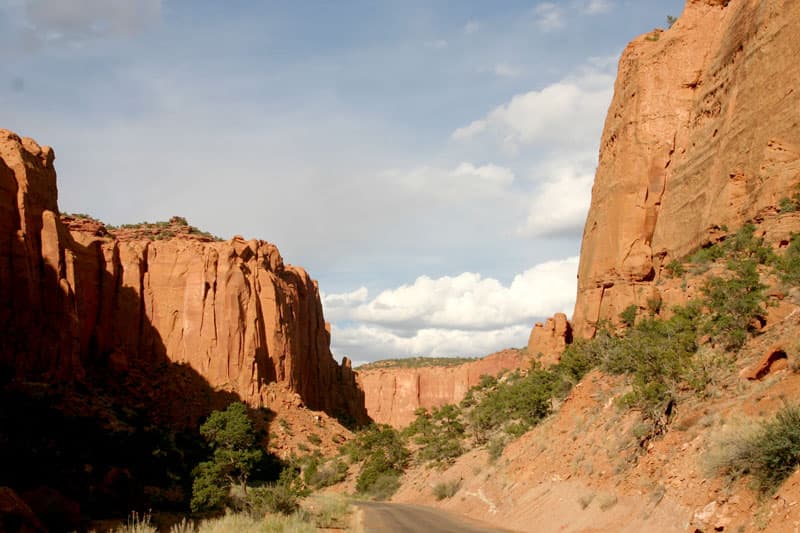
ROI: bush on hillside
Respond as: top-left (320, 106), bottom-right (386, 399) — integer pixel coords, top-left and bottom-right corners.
top-left (775, 233), bottom-right (800, 286)
top-left (710, 404), bottom-right (800, 493)
top-left (701, 258), bottom-right (767, 351)
top-left (468, 366), bottom-right (557, 444)
top-left (403, 405), bottom-right (465, 466)
top-left (342, 424), bottom-right (409, 499)
top-left (619, 304), bottom-right (637, 328)
top-left (432, 480), bottom-right (461, 500)
top-left (245, 467), bottom-right (307, 516)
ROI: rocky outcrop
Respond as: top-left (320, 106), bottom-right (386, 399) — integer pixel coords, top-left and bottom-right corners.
top-left (573, 0), bottom-right (800, 338)
top-left (357, 350), bottom-right (525, 428)
top-left (527, 313), bottom-right (572, 366)
top-left (0, 129), bottom-right (366, 422)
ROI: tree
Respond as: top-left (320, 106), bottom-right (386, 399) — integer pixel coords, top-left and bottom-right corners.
top-left (191, 402), bottom-right (263, 512)
top-left (701, 258), bottom-right (767, 351)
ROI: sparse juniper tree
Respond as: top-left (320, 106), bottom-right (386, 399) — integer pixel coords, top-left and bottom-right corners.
top-left (191, 402), bottom-right (263, 512)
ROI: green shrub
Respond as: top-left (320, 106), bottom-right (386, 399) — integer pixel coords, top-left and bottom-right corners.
top-left (432, 480), bottom-right (461, 500)
top-left (724, 223), bottom-right (775, 265)
top-left (619, 305), bottom-right (637, 328)
top-left (775, 234), bottom-right (800, 286)
top-left (246, 467), bottom-right (307, 516)
top-left (343, 425), bottom-right (409, 498)
top-left (780, 197), bottom-right (797, 213)
top-left (403, 405), bottom-right (465, 466)
top-left (554, 330), bottom-right (610, 385)
top-left (602, 303), bottom-right (700, 420)
top-left (664, 259), bottom-right (685, 277)
top-left (701, 258), bottom-right (767, 351)
top-left (487, 435), bottom-right (506, 462)
top-left (307, 433), bottom-right (322, 446)
top-left (646, 297), bottom-right (663, 316)
top-left (468, 367), bottom-right (556, 444)
top-left (190, 402), bottom-right (264, 512)
top-left (364, 473), bottom-right (402, 501)
top-left (300, 454), bottom-right (347, 489)
top-left (689, 244), bottom-right (724, 267)
top-left (710, 405), bottom-right (800, 493)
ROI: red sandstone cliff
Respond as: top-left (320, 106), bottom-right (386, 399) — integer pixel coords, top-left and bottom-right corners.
top-left (0, 129), bottom-right (366, 423)
top-left (527, 312), bottom-right (572, 366)
top-left (573, 0), bottom-right (800, 338)
top-left (356, 350), bottom-right (525, 428)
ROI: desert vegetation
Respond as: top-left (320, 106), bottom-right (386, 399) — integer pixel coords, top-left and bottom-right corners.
top-left (707, 404), bottom-right (800, 494)
top-left (330, 219), bottom-right (800, 502)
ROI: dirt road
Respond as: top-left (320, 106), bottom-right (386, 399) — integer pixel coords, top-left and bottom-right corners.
top-left (355, 501), bottom-right (512, 533)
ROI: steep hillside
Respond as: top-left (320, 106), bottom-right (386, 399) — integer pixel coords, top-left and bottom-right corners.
top-left (371, 1), bottom-right (800, 531)
top-left (573, 0), bottom-right (800, 338)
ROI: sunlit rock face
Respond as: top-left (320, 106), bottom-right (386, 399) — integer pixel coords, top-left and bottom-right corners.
top-left (573, 0), bottom-right (800, 338)
top-left (357, 350), bottom-right (525, 428)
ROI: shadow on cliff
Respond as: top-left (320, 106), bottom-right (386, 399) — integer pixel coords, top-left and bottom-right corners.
top-left (0, 256), bottom-right (284, 531)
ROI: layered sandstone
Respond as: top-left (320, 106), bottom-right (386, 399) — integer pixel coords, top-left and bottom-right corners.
top-left (527, 313), bottom-right (572, 366)
top-left (573, 0), bottom-right (800, 338)
top-left (0, 129), bottom-right (366, 422)
top-left (357, 350), bottom-right (525, 428)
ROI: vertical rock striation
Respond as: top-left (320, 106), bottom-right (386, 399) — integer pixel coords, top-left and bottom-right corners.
top-left (574, 0), bottom-right (800, 337)
top-left (356, 350), bottom-right (525, 428)
top-left (0, 129), bottom-right (366, 423)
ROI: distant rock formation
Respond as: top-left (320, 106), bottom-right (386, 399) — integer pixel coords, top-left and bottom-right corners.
top-left (572, 0), bottom-right (800, 338)
top-left (0, 128), bottom-right (366, 423)
top-left (527, 313), bottom-right (572, 366)
top-left (357, 350), bottom-right (525, 428)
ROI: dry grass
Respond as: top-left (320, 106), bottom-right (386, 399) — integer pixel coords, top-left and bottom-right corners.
top-left (310, 494), bottom-right (352, 528)
top-left (193, 511), bottom-right (315, 533)
top-left (109, 512), bottom-right (156, 533)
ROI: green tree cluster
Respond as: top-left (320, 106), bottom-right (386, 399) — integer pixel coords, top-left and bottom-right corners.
top-left (191, 402), bottom-right (263, 512)
top-left (403, 405), bottom-right (465, 466)
top-left (342, 424), bottom-right (409, 499)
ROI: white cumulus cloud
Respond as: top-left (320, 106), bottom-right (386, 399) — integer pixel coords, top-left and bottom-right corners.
top-left (333, 324), bottom-right (533, 360)
top-left (383, 162), bottom-right (515, 198)
top-left (450, 70), bottom-right (613, 153)
top-left (351, 258), bottom-right (577, 330)
top-left (325, 257), bottom-right (579, 360)
top-left (521, 159), bottom-right (595, 237)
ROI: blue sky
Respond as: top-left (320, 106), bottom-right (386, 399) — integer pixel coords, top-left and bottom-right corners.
top-left (0, 0), bottom-right (685, 363)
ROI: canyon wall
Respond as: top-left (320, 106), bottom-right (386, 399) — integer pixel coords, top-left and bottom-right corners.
top-left (0, 128), bottom-right (366, 423)
top-left (357, 350), bottom-right (525, 428)
top-left (573, 0), bottom-right (800, 338)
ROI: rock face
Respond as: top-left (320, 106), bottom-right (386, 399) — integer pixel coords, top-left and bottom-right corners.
top-left (527, 313), bottom-right (572, 366)
top-left (0, 129), bottom-right (366, 422)
top-left (357, 350), bottom-right (525, 428)
top-left (573, 0), bottom-right (800, 338)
